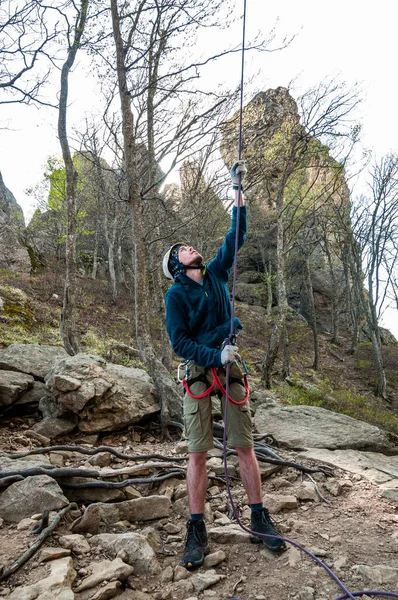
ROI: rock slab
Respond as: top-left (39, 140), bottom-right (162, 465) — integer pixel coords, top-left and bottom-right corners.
top-left (8, 556), bottom-right (76, 599)
top-left (254, 405), bottom-right (398, 452)
top-left (298, 449), bottom-right (398, 485)
top-left (0, 474), bottom-right (68, 523)
top-left (74, 558), bottom-right (134, 592)
top-left (90, 533), bottom-right (161, 575)
top-left (0, 370), bottom-right (34, 406)
top-left (96, 495), bottom-right (171, 524)
top-left (0, 343), bottom-right (68, 379)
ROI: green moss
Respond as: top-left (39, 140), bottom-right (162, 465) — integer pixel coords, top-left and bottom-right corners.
top-left (0, 323), bottom-right (40, 348)
top-left (0, 284), bottom-right (34, 325)
top-left (239, 347), bottom-right (255, 373)
top-left (277, 378), bottom-right (398, 435)
top-left (278, 383), bottom-right (324, 407)
top-left (81, 329), bottom-right (107, 357)
top-left (356, 359), bottom-right (372, 370)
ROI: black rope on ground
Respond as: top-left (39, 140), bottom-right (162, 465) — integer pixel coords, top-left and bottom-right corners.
top-left (4, 445), bottom-right (186, 462)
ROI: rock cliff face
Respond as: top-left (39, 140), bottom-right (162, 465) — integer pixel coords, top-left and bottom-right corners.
top-left (221, 88), bottom-right (351, 334)
top-left (0, 171), bottom-right (31, 273)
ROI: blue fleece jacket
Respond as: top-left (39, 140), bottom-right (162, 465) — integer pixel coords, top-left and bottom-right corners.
top-left (165, 205), bottom-right (247, 367)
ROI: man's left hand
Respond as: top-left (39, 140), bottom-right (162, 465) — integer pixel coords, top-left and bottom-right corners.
top-left (230, 160), bottom-right (247, 187)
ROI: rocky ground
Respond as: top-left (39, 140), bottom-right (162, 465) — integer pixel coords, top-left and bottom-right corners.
top-left (0, 417), bottom-right (397, 600)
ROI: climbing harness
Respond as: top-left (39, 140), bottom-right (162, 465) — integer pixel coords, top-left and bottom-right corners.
top-left (181, 364), bottom-right (250, 405)
top-left (217, 1), bottom-right (398, 599)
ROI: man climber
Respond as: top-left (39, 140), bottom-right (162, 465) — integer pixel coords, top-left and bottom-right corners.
top-left (163, 161), bottom-right (285, 569)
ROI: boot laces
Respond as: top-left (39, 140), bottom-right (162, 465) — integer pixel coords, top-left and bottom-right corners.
top-left (185, 520), bottom-right (206, 550)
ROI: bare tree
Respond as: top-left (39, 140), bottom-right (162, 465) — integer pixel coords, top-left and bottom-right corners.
top-left (0, 0), bottom-right (61, 105)
top-left (107, 0), bottom-right (270, 429)
top-left (58, 0), bottom-right (90, 355)
top-left (348, 154), bottom-right (398, 398)
top-left (110, 0), bottom-right (185, 432)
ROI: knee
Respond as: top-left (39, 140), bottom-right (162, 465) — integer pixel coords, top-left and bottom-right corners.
top-left (189, 451), bottom-right (208, 468)
top-left (236, 446), bottom-right (256, 462)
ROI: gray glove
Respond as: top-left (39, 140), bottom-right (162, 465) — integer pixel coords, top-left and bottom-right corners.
top-left (230, 160), bottom-right (247, 188)
top-left (221, 344), bottom-right (240, 365)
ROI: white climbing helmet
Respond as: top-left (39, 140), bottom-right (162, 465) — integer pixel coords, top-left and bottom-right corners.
top-left (162, 242), bottom-right (188, 280)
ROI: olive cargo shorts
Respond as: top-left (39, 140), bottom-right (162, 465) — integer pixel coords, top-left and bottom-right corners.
top-left (183, 361), bottom-right (253, 452)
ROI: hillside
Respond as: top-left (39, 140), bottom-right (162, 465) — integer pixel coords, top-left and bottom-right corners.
top-left (1, 266), bottom-right (398, 433)
top-left (1, 266), bottom-right (398, 599)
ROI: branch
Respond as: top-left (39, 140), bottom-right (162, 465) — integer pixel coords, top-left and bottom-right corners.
top-left (0, 503), bottom-right (77, 582)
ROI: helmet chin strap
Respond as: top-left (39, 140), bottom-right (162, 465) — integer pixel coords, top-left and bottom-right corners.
top-left (185, 263), bottom-right (205, 271)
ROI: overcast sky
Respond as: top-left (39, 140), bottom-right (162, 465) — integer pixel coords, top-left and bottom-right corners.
top-left (1, 0), bottom-right (397, 334)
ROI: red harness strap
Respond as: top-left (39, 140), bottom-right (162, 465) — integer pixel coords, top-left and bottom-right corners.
top-left (182, 366), bottom-right (250, 405)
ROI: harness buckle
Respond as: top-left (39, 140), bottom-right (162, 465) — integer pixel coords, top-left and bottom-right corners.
top-left (177, 360), bottom-right (189, 383)
top-left (222, 333), bottom-right (237, 349)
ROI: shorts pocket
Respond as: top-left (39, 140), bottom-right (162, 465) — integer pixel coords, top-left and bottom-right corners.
top-left (184, 398), bottom-right (202, 439)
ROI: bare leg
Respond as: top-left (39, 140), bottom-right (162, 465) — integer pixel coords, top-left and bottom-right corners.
top-left (236, 446), bottom-right (262, 504)
top-left (186, 451), bottom-right (208, 514)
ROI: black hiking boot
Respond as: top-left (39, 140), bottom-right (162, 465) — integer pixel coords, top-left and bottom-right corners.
top-left (250, 507), bottom-right (287, 552)
top-left (182, 519), bottom-right (210, 569)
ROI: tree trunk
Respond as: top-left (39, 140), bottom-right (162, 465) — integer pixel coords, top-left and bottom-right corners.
top-left (58, 0), bottom-right (89, 355)
top-left (145, 32), bottom-right (173, 370)
top-left (262, 190), bottom-right (287, 388)
top-left (303, 258), bottom-right (319, 370)
top-left (323, 235), bottom-right (339, 344)
top-left (348, 242), bottom-right (387, 398)
top-left (267, 262), bottom-right (273, 316)
top-left (92, 222), bottom-right (99, 279)
top-left (282, 324), bottom-right (290, 379)
top-left (110, 0), bottom-right (182, 430)
top-left (104, 209), bottom-right (117, 304)
top-left (116, 240), bottom-right (125, 286)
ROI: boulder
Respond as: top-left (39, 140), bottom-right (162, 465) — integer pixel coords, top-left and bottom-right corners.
top-left (352, 564), bottom-right (398, 585)
top-left (14, 380), bottom-right (52, 406)
top-left (361, 324), bottom-right (397, 345)
top-left (0, 286), bottom-right (33, 331)
top-left (89, 533), bottom-right (161, 575)
top-left (262, 493), bottom-right (299, 512)
top-left (8, 556), bottom-right (76, 599)
top-left (58, 534), bottom-right (91, 554)
top-left (379, 480), bottom-right (398, 501)
top-left (237, 271), bottom-right (263, 284)
top-left (0, 343), bottom-right (68, 380)
top-left (64, 479), bottom-right (125, 503)
top-left (0, 370), bottom-right (34, 406)
top-left (74, 558), bottom-right (134, 592)
top-left (254, 405), bottom-right (398, 452)
top-left (43, 353), bottom-right (159, 433)
top-left (203, 550), bottom-right (226, 568)
top-left (38, 547), bottom-right (72, 562)
top-left (208, 524), bottom-right (251, 544)
top-left (0, 474), bottom-right (68, 523)
top-left (192, 569), bottom-right (226, 592)
top-left (75, 581), bottom-right (122, 600)
top-left (235, 282), bottom-right (268, 307)
top-left (0, 454), bottom-right (53, 473)
top-left (72, 503), bottom-right (101, 534)
top-left (33, 416), bottom-right (77, 439)
top-left (95, 495), bottom-right (171, 524)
